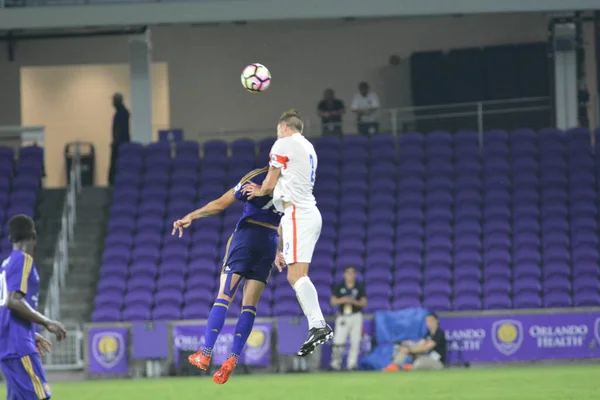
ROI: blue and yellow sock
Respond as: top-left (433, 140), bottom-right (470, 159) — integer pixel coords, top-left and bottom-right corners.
top-left (202, 298), bottom-right (230, 356)
top-left (230, 305), bottom-right (257, 360)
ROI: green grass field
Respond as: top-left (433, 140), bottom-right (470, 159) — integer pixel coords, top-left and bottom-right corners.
top-left (2, 365), bottom-right (598, 400)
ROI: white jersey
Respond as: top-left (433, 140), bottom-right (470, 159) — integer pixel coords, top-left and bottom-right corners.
top-left (269, 133), bottom-right (317, 212)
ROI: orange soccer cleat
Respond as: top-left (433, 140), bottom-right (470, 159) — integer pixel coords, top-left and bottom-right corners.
top-left (402, 363), bottom-right (414, 371)
top-left (383, 364), bottom-right (399, 372)
top-left (188, 351), bottom-right (211, 371)
top-left (213, 357), bottom-right (237, 385)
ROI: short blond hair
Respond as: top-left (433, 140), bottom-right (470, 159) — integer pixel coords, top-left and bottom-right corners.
top-left (278, 109), bottom-right (303, 133)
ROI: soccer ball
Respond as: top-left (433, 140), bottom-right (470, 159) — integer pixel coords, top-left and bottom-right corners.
top-left (241, 63), bottom-right (271, 93)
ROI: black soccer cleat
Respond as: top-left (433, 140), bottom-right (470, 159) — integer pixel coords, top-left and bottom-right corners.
top-left (297, 324), bottom-right (333, 357)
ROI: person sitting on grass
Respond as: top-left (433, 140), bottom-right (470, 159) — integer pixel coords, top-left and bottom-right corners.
top-left (383, 312), bottom-right (446, 371)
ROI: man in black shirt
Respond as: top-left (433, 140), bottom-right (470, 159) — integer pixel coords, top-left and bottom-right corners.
top-left (108, 92), bottom-right (131, 186)
top-left (317, 89), bottom-right (345, 136)
top-left (329, 266), bottom-right (367, 371)
top-left (386, 312), bottom-right (446, 371)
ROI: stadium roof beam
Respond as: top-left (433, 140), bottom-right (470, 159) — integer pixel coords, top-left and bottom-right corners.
top-left (0, 0), bottom-right (598, 30)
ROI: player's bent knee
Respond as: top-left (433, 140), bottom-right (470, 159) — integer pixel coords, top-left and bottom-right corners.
top-left (287, 262), bottom-right (309, 286)
top-left (218, 273), bottom-right (243, 301)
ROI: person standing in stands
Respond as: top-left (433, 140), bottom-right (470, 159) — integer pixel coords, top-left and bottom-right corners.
top-left (108, 93), bottom-right (131, 186)
top-left (351, 81), bottom-right (380, 136)
top-left (317, 89), bottom-right (345, 136)
top-left (384, 312), bottom-right (446, 371)
top-left (329, 266), bottom-right (367, 371)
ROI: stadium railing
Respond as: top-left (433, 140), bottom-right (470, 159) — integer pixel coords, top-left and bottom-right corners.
top-left (43, 322), bottom-right (85, 371)
top-left (44, 141), bottom-right (82, 320)
top-left (40, 142), bottom-right (84, 371)
top-left (0, 125), bottom-right (45, 150)
top-left (189, 96), bottom-right (556, 143)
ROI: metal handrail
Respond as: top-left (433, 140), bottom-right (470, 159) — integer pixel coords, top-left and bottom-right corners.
top-left (44, 142), bottom-right (82, 320)
top-left (188, 96), bottom-right (553, 142)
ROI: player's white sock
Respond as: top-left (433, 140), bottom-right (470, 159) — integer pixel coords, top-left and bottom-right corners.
top-left (293, 276), bottom-right (326, 329)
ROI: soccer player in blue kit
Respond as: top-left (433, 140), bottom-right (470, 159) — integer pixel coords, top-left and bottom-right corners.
top-left (0, 214), bottom-right (67, 400)
top-left (172, 167), bottom-right (285, 385)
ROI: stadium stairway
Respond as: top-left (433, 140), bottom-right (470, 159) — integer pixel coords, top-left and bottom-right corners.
top-left (59, 187), bottom-right (110, 322)
top-left (36, 188), bottom-right (66, 308)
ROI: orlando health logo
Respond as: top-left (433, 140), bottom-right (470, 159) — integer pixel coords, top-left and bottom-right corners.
top-left (244, 326), bottom-right (270, 362)
top-left (92, 331), bottom-right (126, 369)
top-left (492, 319), bottom-right (524, 356)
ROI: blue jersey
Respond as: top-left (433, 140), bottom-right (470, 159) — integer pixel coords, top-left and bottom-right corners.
top-left (221, 168), bottom-right (283, 283)
top-left (232, 167), bottom-right (283, 229)
top-left (0, 250), bottom-right (40, 360)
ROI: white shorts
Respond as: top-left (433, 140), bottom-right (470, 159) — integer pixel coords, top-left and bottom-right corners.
top-left (281, 205), bottom-right (322, 264)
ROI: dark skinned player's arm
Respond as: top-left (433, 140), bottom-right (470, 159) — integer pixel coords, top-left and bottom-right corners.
top-left (254, 167), bottom-right (281, 197)
top-left (7, 292), bottom-right (50, 328)
top-left (185, 190), bottom-right (237, 221)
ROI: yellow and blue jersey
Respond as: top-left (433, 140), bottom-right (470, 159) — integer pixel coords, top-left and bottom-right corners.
top-left (0, 250), bottom-right (40, 360)
top-left (222, 168), bottom-right (284, 283)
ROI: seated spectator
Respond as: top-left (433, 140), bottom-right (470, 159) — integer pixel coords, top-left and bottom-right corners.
top-left (317, 89), bottom-right (345, 136)
top-left (329, 266), bottom-right (367, 371)
top-left (384, 312), bottom-right (446, 371)
top-left (351, 81), bottom-right (380, 136)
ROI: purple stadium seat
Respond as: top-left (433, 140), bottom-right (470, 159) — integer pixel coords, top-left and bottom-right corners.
top-left (544, 293), bottom-right (572, 308)
top-left (130, 262), bottom-right (158, 280)
top-left (92, 308), bottom-right (121, 323)
top-left (274, 300), bottom-right (303, 316)
top-left (453, 280), bottom-right (482, 296)
top-left (484, 279), bottom-right (511, 295)
top-left (153, 306), bottom-right (182, 321)
top-left (366, 299), bottom-right (391, 313)
top-left (127, 276), bottom-right (155, 292)
top-left (453, 266), bottom-right (482, 282)
top-left (453, 295), bottom-right (482, 311)
top-left (176, 141), bottom-right (200, 159)
top-left (394, 281), bottom-right (422, 298)
top-left (484, 294), bottom-right (511, 310)
top-left (574, 292), bottom-right (600, 307)
top-left (392, 297), bottom-right (421, 310)
top-left (424, 281), bottom-right (451, 297)
top-left (122, 306), bottom-right (151, 321)
top-left (513, 293), bottom-right (542, 309)
top-left (423, 296), bottom-right (451, 312)
top-left (95, 292), bottom-right (123, 309)
top-left (100, 263), bottom-right (129, 280)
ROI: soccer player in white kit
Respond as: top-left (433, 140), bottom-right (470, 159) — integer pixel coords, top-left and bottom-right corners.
top-left (243, 109), bottom-right (333, 356)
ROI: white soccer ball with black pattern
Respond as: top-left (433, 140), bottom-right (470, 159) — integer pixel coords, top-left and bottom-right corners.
top-left (241, 63), bottom-right (271, 93)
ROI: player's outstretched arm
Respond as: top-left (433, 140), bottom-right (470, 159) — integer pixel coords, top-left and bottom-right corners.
top-left (6, 292), bottom-right (67, 341)
top-left (172, 190), bottom-right (237, 237)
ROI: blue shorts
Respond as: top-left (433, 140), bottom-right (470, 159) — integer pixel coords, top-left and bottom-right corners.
top-left (222, 222), bottom-right (279, 284)
top-left (1, 353), bottom-right (51, 400)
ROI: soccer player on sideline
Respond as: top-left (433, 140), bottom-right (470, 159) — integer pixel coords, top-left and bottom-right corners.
top-left (242, 109), bottom-right (333, 357)
top-left (0, 214), bottom-right (67, 400)
top-left (172, 167), bottom-right (285, 385)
